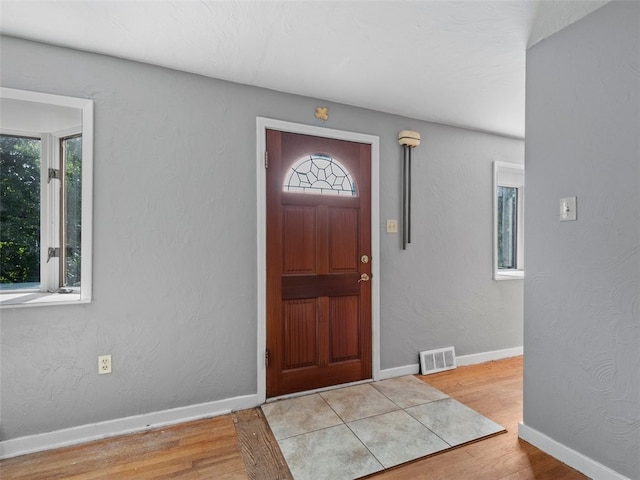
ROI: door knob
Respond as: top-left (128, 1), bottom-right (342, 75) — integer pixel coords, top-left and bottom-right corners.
top-left (358, 273), bottom-right (370, 283)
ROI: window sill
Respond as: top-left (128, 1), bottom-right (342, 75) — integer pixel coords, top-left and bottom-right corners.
top-left (0, 290), bottom-right (88, 308)
top-left (494, 270), bottom-right (524, 281)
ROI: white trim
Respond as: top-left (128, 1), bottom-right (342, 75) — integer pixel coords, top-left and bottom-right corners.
top-left (256, 117), bottom-right (381, 403)
top-left (379, 364), bottom-right (420, 380)
top-left (1, 87), bottom-right (90, 110)
top-left (518, 423), bottom-right (632, 480)
top-left (0, 393), bottom-right (260, 460)
top-left (44, 132), bottom-right (59, 290)
top-left (379, 346), bottom-right (523, 380)
top-left (0, 87), bottom-right (93, 307)
top-left (79, 99), bottom-right (93, 303)
top-left (0, 346), bottom-right (523, 460)
top-left (0, 291), bottom-right (85, 307)
top-left (494, 270), bottom-right (524, 281)
top-left (455, 346), bottom-right (523, 366)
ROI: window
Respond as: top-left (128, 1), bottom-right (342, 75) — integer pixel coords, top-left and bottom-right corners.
top-left (1, 135), bottom-right (42, 290)
top-left (497, 186), bottom-right (518, 269)
top-left (493, 162), bottom-right (524, 280)
top-left (0, 88), bottom-right (93, 307)
top-left (284, 153), bottom-right (356, 196)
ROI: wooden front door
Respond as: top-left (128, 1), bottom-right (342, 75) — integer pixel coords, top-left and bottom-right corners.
top-left (266, 129), bottom-right (372, 398)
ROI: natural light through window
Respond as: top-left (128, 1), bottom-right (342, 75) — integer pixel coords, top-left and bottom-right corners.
top-left (497, 186), bottom-right (518, 269)
top-left (493, 162), bottom-right (524, 280)
top-left (0, 88), bottom-right (93, 307)
top-left (0, 135), bottom-right (41, 290)
top-left (283, 153), bottom-right (356, 196)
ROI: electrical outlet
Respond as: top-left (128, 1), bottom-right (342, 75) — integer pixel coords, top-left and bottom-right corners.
top-left (98, 354), bottom-right (112, 374)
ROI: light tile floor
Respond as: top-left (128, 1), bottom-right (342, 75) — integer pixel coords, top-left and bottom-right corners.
top-left (261, 375), bottom-right (505, 480)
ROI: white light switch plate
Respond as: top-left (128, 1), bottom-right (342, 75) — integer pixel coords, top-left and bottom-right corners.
top-left (560, 196), bottom-right (577, 221)
top-left (386, 219), bottom-right (398, 233)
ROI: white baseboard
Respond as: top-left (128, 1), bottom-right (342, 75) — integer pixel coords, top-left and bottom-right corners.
top-left (518, 422), bottom-right (631, 480)
top-left (455, 346), bottom-right (523, 366)
top-left (379, 346), bottom-right (523, 380)
top-left (1, 346), bottom-right (526, 460)
top-left (379, 363), bottom-right (420, 380)
top-left (0, 393), bottom-right (260, 460)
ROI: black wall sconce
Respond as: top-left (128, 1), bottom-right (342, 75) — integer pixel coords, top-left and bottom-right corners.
top-left (399, 130), bottom-right (421, 250)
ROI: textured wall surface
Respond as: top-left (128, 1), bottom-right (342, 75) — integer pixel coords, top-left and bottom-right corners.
top-left (0, 36), bottom-right (523, 441)
top-left (524, 2), bottom-right (640, 478)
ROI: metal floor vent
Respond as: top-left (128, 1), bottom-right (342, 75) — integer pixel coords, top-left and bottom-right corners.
top-left (419, 346), bottom-right (456, 375)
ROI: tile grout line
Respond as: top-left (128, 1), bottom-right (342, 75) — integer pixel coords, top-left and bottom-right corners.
top-left (343, 419), bottom-right (385, 472)
top-left (318, 384), bottom-right (388, 471)
top-left (403, 399), bottom-right (455, 449)
top-left (267, 393), bottom-right (342, 442)
top-left (346, 382), bottom-right (456, 466)
top-left (265, 376), bottom-right (506, 479)
top-left (317, 380), bottom-right (456, 470)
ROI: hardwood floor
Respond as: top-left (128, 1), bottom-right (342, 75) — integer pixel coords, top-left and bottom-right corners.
top-left (372, 356), bottom-right (587, 480)
top-left (0, 415), bottom-right (248, 480)
top-left (0, 356), bottom-right (588, 479)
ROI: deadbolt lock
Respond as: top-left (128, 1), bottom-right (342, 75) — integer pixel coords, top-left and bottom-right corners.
top-left (360, 255), bottom-right (369, 264)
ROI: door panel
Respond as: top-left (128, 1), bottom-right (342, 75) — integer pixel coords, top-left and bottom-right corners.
top-left (282, 206), bottom-right (316, 274)
top-left (266, 129), bottom-right (372, 397)
top-left (329, 207), bottom-right (359, 272)
top-left (329, 295), bottom-right (360, 362)
top-left (283, 299), bottom-right (317, 369)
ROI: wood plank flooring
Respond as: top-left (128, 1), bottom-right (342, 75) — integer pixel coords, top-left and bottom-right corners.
top-left (0, 356), bottom-right (588, 479)
top-left (371, 356), bottom-right (587, 480)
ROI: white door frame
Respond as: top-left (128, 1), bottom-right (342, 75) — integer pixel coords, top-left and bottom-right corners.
top-left (256, 117), bottom-right (380, 404)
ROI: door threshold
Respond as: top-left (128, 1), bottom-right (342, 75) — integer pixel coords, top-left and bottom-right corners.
top-left (265, 378), bottom-right (374, 403)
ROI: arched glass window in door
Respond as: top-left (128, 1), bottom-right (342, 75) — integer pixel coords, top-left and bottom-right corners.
top-left (283, 153), bottom-right (356, 196)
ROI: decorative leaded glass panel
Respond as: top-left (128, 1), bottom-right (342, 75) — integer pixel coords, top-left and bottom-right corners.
top-left (283, 153), bottom-right (356, 196)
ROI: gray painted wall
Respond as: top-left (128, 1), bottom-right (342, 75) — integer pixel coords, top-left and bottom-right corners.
top-left (524, 2), bottom-right (639, 478)
top-left (0, 36), bottom-right (523, 441)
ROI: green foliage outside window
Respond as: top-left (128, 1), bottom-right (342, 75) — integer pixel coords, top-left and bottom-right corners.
top-left (64, 136), bottom-right (82, 287)
top-left (0, 135), bottom-right (41, 287)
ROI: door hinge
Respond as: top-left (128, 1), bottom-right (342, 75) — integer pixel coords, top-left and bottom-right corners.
top-left (264, 151), bottom-right (269, 169)
top-left (265, 349), bottom-right (270, 367)
top-left (48, 168), bottom-right (60, 183)
top-left (47, 247), bottom-right (60, 262)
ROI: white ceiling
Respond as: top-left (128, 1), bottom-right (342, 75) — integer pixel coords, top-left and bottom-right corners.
top-left (1, 98), bottom-right (82, 133)
top-left (0, 1), bottom-right (608, 138)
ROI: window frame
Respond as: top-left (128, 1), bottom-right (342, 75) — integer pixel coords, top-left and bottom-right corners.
top-left (283, 153), bottom-right (357, 197)
top-left (0, 88), bottom-right (93, 308)
top-left (58, 131), bottom-right (83, 289)
top-left (493, 161), bottom-right (524, 280)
